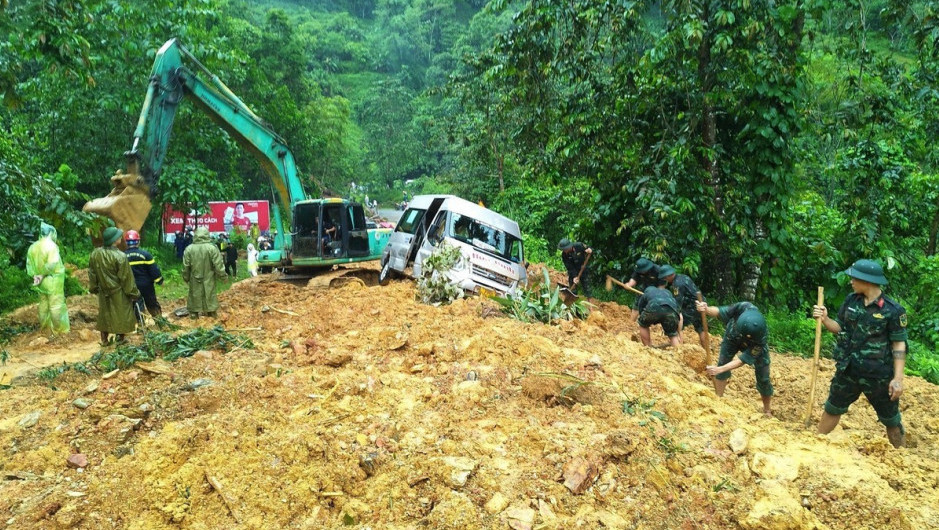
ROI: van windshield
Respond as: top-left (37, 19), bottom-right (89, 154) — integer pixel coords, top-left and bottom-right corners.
top-left (445, 212), bottom-right (524, 263)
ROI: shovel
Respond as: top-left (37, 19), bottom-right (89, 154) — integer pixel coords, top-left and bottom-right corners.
top-left (604, 275), bottom-right (644, 296)
top-left (803, 286), bottom-right (825, 427)
top-left (558, 253), bottom-right (591, 305)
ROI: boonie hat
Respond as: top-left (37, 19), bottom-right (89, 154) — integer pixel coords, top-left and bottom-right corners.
top-left (558, 238), bottom-right (574, 251)
top-left (636, 258), bottom-right (655, 274)
top-left (102, 227), bottom-right (123, 246)
top-left (845, 259), bottom-right (888, 285)
top-left (658, 264), bottom-right (676, 280)
top-left (737, 309), bottom-right (767, 341)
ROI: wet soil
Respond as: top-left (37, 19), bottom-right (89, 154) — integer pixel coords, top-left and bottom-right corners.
top-left (1, 264), bottom-right (937, 529)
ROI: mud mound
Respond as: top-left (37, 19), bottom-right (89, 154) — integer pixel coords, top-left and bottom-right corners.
top-left (1, 268), bottom-right (938, 529)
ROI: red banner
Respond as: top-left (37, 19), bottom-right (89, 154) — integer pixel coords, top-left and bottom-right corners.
top-left (163, 201), bottom-right (270, 238)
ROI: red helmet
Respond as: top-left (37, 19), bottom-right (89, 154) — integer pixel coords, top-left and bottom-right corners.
top-left (125, 230), bottom-right (140, 245)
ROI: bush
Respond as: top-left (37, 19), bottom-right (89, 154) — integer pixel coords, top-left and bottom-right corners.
top-left (764, 309), bottom-right (836, 359)
top-left (416, 242), bottom-right (465, 306)
top-left (493, 268), bottom-right (590, 324)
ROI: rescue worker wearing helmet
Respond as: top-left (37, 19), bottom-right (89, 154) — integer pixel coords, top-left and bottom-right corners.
top-left (26, 222), bottom-right (70, 337)
top-left (123, 230), bottom-right (164, 321)
top-left (696, 299), bottom-right (773, 417)
top-left (812, 259), bottom-right (908, 448)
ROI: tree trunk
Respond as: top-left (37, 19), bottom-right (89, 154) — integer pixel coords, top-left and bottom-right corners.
top-left (697, 7), bottom-right (734, 298)
top-left (740, 219), bottom-right (767, 301)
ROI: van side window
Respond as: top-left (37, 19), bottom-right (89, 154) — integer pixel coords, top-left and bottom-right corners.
top-left (428, 213), bottom-right (447, 246)
top-left (396, 208), bottom-right (425, 234)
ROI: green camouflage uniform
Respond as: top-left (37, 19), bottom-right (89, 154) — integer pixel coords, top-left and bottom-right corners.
top-left (637, 286), bottom-right (680, 337)
top-left (715, 302), bottom-right (773, 396)
top-left (630, 259), bottom-right (659, 309)
top-left (823, 293), bottom-right (907, 427)
top-left (670, 273), bottom-right (704, 332)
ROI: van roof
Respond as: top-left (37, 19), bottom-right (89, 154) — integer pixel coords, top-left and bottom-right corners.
top-left (408, 194), bottom-right (521, 236)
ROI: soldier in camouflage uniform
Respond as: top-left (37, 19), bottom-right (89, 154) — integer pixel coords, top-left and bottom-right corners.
top-left (624, 258), bottom-right (660, 321)
top-left (813, 259), bottom-right (907, 448)
top-left (696, 300), bottom-right (773, 416)
top-left (659, 265), bottom-right (708, 349)
top-left (637, 272), bottom-right (682, 348)
top-left (558, 238), bottom-right (593, 296)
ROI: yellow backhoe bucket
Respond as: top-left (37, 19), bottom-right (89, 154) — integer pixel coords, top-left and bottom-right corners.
top-left (82, 169), bottom-right (152, 232)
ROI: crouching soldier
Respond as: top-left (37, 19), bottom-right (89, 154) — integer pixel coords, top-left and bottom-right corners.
top-left (696, 300), bottom-right (773, 417)
top-left (637, 271), bottom-right (682, 348)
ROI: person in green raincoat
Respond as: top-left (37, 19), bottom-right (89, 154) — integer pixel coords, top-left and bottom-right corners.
top-left (88, 227), bottom-right (140, 345)
top-left (182, 226), bottom-right (226, 318)
top-left (25, 222), bottom-right (70, 336)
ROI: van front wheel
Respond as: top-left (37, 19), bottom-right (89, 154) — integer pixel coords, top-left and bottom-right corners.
top-left (379, 260), bottom-right (393, 286)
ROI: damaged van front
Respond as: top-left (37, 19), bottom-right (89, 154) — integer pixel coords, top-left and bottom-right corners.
top-left (379, 195), bottom-right (527, 296)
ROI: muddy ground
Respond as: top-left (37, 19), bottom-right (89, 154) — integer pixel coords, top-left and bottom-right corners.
top-left (1, 264), bottom-right (937, 529)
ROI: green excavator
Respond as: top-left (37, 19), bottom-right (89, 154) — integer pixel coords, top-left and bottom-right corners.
top-left (84, 38), bottom-right (390, 273)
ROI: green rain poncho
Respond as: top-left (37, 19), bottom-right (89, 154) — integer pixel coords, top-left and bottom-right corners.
top-left (25, 222), bottom-right (70, 335)
top-left (89, 239), bottom-right (140, 335)
top-left (182, 227), bottom-right (226, 313)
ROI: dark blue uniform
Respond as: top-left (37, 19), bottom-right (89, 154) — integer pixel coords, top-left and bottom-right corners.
top-left (125, 247), bottom-right (163, 317)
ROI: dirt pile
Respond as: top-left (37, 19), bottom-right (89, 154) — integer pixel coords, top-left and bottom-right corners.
top-left (1, 268), bottom-right (938, 529)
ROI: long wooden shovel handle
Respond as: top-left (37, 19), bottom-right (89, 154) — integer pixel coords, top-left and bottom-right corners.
top-left (698, 292), bottom-right (711, 367)
top-left (605, 275), bottom-right (644, 295)
top-left (804, 286), bottom-right (825, 426)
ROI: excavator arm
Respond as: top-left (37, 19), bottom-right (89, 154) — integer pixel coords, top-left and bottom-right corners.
top-left (84, 38), bottom-right (307, 251)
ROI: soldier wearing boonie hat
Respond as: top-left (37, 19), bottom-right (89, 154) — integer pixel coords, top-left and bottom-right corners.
top-left (557, 238), bottom-right (593, 297)
top-left (624, 257), bottom-right (660, 321)
top-left (659, 265), bottom-right (709, 349)
top-left (696, 299), bottom-right (774, 416)
top-left (813, 259), bottom-right (908, 448)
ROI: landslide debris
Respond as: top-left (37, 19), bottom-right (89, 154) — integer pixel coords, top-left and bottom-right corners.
top-left (1, 267), bottom-right (938, 529)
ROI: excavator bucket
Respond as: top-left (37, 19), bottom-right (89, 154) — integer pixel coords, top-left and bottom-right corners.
top-left (82, 168), bottom-right (152, 232)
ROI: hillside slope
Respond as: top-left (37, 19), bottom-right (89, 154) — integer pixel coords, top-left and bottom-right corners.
top-left (1, 269), bottom-right (937, 529)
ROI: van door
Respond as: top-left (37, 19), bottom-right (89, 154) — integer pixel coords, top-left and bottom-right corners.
top-left (405, 197), bottom-right (447, 265)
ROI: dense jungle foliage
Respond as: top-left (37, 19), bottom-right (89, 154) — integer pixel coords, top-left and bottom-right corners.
top-left (1, 0), bottom-right (938, 380)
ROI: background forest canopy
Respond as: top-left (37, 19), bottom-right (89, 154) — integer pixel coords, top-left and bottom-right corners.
top-left (2, 0), bottom-right (939, 368)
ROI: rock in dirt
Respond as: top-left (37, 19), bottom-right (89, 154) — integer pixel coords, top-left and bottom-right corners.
top-left (28, 337), bottom-right (49, 347)
top-left (72, 398), bottom-right (91, 410)
top-left (484, 492), bottom-right (509, 514)
top-left (320, 349), bottom-right (352, 368)
top-left (182, 378), bottom-right (213, 391)
top-left (437, 456), bottom-right (477, 488)
top-left (97, 414), bottom-right (142, 444)
top-left (503, 505), bottom-right (536, 530)
top-left (66, 453), bottom-right (88, 469)
top-left (741, 480), bottom-right (825, 530)
top-left (18, 411), bottom-right (41, 429)
top-left (136, 359), bottom-right (175, 376)
top-left (729, 428), bottom-right (749, 455)
top-left (562, 455), bottom-right (602, 495)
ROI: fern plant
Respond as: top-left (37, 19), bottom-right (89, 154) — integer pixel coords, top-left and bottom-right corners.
top-left (493, 268), bottom-right (590, 323)
top-left (416, 241), bottom-right (465, 306)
